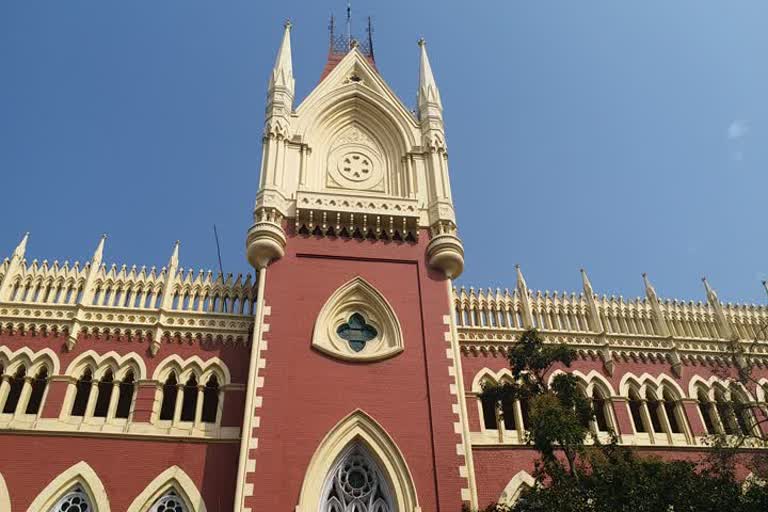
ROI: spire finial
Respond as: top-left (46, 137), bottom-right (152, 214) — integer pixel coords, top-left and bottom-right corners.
top-left (92, 234), bottom-right (107, 266)
top-left (581, 268), bottom-right (595, 296)
top-left (168, 240), bottom-right (180, 269)
top-left (702, 276), bottom-right (718, 303)
top-left (12, 232), bottom-right (30, 259)
top-left (270, 19), bottom-right (294, 93)
top-left (284, 19), bottom-right (292, 30)
top-left (418, 36), bottom-right (442, 114)
top-left (762, 280), bottom-right (768, 298)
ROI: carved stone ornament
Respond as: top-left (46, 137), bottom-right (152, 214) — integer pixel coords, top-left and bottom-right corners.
top-left (312, 277), bottom-right (403, 362)
top-left (326, 126), bottom-right (385, 192)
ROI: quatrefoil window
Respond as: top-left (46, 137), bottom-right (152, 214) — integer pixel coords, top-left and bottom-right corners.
top-left (337, 313), bottom-right (378, 352)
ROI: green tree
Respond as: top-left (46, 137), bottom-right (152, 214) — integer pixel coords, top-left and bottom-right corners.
top-left (473, 328), bottom-right (768, 512)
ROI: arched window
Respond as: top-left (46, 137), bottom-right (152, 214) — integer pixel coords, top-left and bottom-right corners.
top-left (715, 390), bottom-right (736, 435)
top-left (71, 368), bottom-right (93, 417)
top-left (592, 388), bottom-right (610, 432)
top-left (646, 393), bottom-right (664, 433)
top-left (480, 393), bottom-right (498, 430)
top-left (49, 486), bottom-right (93, 512)
top-left (180, 375), bottom-right (198, 422)
top-left (730, 388), bottom-right (752, 436)
top-left (26, 367), bottom-right (49, 415)
top-left (201, 375), bottom-right (219, 423)
top-left (2, 367), bottom-right (26, 414)
top-left (159, 372), bottom-right (178, 421)
top-left (150, 490), bottom-right (187, 512)
top-left (628, 390), bottom-right (646, 433)
top-left (519, 397), bottom-right (531, 430)
top-left (501, 394), bottom-right (516, 431)
top-left (93, 369), bottom-right (114, 418)
top-left (321, 445), bottom-right (393, 512)
top-left (697, 389), bottom-right (717, 434)
top-left (662, 389), bottom-right (683, 434)
top-left (115, 371), bottom-right (135, 419)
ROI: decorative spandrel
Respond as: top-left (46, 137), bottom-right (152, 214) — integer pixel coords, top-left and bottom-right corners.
top-left (337, 313), bottom-right (378, 352)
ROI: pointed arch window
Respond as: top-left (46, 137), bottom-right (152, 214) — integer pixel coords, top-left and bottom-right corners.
top-left (93, 369), bottom-right (114, 418)
top-left (662, 389), bottom-right (683, 434)
top-left (26, 367), bottom-right (49, 415)
top-left (49, 486), bottom-right (93, 512)
top-left (150, 490), bottom-right (187, 512)
top-left (115, 371), bottom-right (135, 419)
top-left (628, 390), bottom-right (647, 433)
top-left (2, 366), bottom-right (26, 414)
top-left (321, 445), bottom-right (393, 512)
top-left (201, 375), bottom-right (220, 423)
top-left (71, 368), bottom-right (93, 417)
top-left (592, 388), bottom-right (611, 432)
top-left (697, 389), bottom-right (717, 434)
top-left (180, 375), bottom-right (198, 422)
top-left (160, 372), bottom-right (178, 421)
top-left (480, 393), bottom-right (498, 430)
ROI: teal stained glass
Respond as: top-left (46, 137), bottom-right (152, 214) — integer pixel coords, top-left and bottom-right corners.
top-left (337, 313), bottom-right (377, 352)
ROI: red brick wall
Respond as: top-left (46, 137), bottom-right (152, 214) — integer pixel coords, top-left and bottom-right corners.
top-left (0, 434), bottom-right (239, 511)
top-left (244, 228), bottom-right (466, 511)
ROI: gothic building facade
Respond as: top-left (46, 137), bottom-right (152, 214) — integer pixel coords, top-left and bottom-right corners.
top-left (1, 20), bottom-right (767, 512)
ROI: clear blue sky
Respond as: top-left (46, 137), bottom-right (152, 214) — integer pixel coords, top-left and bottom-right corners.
top-left (1, 1), bottom-right (766, 304)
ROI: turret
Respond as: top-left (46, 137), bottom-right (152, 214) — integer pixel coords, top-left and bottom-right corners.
top-left (420, 39), bottom-right (464, 278)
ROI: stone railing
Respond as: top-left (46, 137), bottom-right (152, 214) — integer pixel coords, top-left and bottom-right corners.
top-left (0, 235), bottom-right (256, 355)
top-left (453, 267), bottom-right (768, 373)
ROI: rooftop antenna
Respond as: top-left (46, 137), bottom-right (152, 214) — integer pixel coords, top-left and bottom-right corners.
top-left (213, 224), bottom-right (227, 313)
top-left (346, 0), bottom-right (352, 48)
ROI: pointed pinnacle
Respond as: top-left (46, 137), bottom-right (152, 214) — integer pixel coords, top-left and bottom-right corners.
top-left (92, 234), bottom-right (107, 264)
top-left (580, 268), bottom-right (594, 296)
top-left (702, 277), bottom-right (718, 302)
top-left (418, 37), bottom-right (441, 109)
top-left (762, 280), bottom-right (768, 298)
top-left (515, 264), bottom-right (529, 291)
top-left (12, 232), bottom-right (30, 259)
top-left (168, 240), bottom-right (180, 268)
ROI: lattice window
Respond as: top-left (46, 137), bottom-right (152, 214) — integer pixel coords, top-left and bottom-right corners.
top-left (50, 486), bottom-right (92, 512)
top-left (150, 490), bottom-right (187, 512)
top-left (321, 445), bottom-right (393, 512)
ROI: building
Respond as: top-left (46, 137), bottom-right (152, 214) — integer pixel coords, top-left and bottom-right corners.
top-left (1, 18), bottom-right (767, 512)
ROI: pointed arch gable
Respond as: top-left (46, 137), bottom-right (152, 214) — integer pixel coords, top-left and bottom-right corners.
top-left (126, 465), bottom-right (206, 512)
top-left (66, 350), bottom-right (147, 380)
top-left (312, 277), bottom-right (403, 362)
top-left (471, 368), bottom-right (514, 393)
top-left (296, 409), bottom-right (420, 512)
top-left (0, 472), bottom-right (10, 512)
top-left (26, 461), bottom-right (110, 512)
top-left (498, 470), bottom-right (535, 506)
top-left (151, 354), bottom-right (231, 384)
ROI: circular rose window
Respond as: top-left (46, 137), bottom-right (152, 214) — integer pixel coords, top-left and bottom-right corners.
top-left (337, 152), bottom-right (373, 182)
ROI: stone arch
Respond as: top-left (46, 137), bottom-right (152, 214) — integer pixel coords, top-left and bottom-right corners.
top-left (26, 461), bottom-right (110, 512)
top-left (498, 470), bottom-right (535, 506)
top-left (151, 354), bottom-right (230, 384)
top-left (296, 409), bottom-right (420, 512)
top-left (126, 465), bottom-right (206, 512)
top-left (0, 346), bottom-right (60, 375)
top-left (0, 472), bottom-right (10, 512)
top-left (66, 350), bottom-right (147, 381)
top-left (470, 368), bottom-right (514, 393)
top-left (619, 372), bottom-right (685, 399)
top-left (312, 277), bottom-right (403, 362)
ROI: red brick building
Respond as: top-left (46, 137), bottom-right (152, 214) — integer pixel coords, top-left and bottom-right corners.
top-left (1, 19), bottom-right (767, 512)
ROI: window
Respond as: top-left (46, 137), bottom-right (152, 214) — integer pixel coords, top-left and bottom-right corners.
top-left (180, 375), bottom-right (198, 422)
top-left (593, 389), bottom-right (610, 432)
top-left (201, 375), bottom-right (219, 423)
top-left (663, 390), bottom-right (683, 434)
top-left (115, 371), bottom-right (135, 419)
top-left (159, 373), bottom-right (178, 421)
top-left (25, 367), bottom-right (48, 415)
top-left (150, 490), bottom-right (187, 512)
top-left (480, 394), bottom-right (498, 430)
top-left (715, 391), bottom-right (736, 435)
top-left (628, 391), bottom-right (646, 433)
top-left (71, 368), bottom-right (93, 417)
top-left (697, 390), bottom-right (717, 434)
top-left (49, 486), bottom-right (92, 512)
top-left (93, 370), bottom-right (114, 418)
top-left (2, 367), bottom-right (26, 414)
top-left (322, 445), bottom-right (392, 512)
top-left (647, 395), bottom-right (664, 433)
top-left (519, 397), bottom-right (531, 430)
top-left (501, 395), bottom-right (517, 430)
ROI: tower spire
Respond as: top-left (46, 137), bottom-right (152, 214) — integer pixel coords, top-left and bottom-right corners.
top-left (11, 232), bottom-right (29, 260)
top-left (417, 38), bottom-right (442, 116)
top-left (270, 20), bottom-right (294, 98)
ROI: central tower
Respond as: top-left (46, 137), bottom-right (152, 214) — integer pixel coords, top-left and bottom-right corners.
top-left (236, 19), bottom-right (474, 511)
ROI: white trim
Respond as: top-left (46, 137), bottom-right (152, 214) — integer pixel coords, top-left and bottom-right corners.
top-left (295, 409), bottom-right (421, 512)
top-left (26, 461), bottom-right (110, 512)
top-left (126, 465), bottom-right (206, 512)
top-left (65, 350), bottom-right (147, 380)
top-left (498, 470), bottom-right (535, 506)
top-left (0, 472), bottom-right (10, 512)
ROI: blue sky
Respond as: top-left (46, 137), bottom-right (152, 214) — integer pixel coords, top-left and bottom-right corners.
top-left (1, 1), bottom-right (766, 303)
